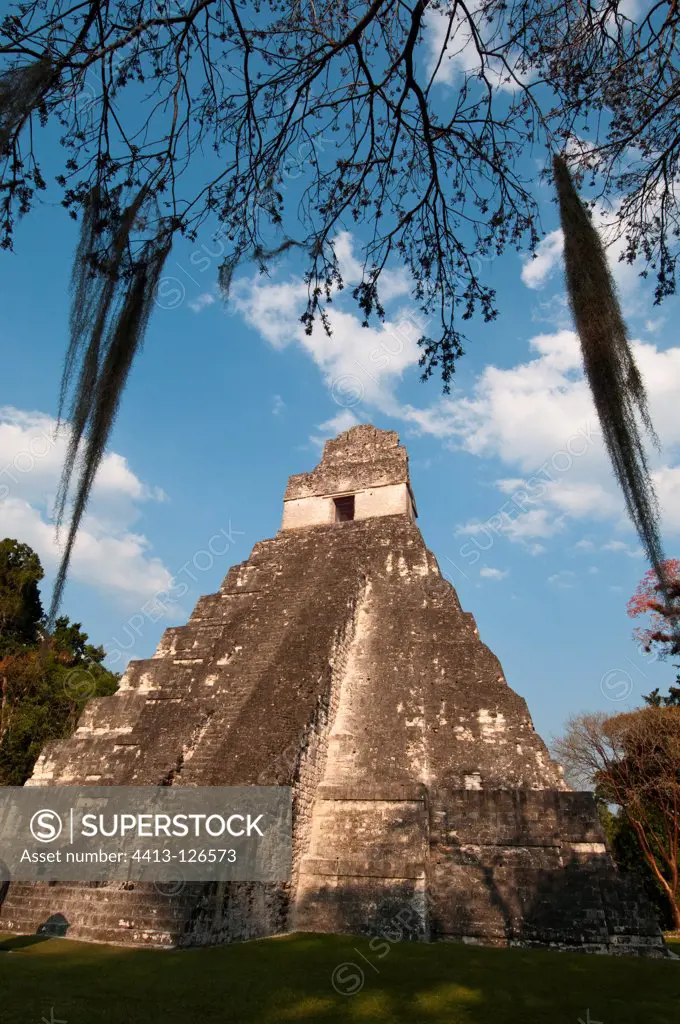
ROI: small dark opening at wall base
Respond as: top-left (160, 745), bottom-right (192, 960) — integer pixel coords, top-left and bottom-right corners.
top-left (334, 495), bottom-right (355, 521)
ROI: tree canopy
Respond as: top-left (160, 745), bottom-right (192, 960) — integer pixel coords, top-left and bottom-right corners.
top-left (555, 706), bottom-right (680, 929)
top-left (0, 538), bottom-right (119, 785)
top-left (1, 1), bottom-right (678, 613)
top-left (628, 559), bottom-right (680, 690)
top-left (0, 537), bottom-right (44, 654)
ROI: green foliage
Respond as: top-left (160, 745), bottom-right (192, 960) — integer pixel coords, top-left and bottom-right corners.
top-left (598, 801), bottom-right (675, 930)
top-left (557, 708), bottom-right (680, 927)
top-left (0, 538), bottom-right (118, 786)
top-left (643, 686), bottom-right (680, 707)
top-left (0, 538), bottom-right (43, 655)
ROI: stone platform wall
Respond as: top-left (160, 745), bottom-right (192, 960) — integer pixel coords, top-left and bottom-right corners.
top-left (292, 785), bottom-right (663, 955)
top-left (428, 789), bottom-right (662, 952)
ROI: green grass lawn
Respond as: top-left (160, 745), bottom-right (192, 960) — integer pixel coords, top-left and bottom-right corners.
top-left (0, 931), bottom-right (678, 1024)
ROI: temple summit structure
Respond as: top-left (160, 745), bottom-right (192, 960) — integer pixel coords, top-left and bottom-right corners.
top-left (0, 425), bottom-right (664, 952)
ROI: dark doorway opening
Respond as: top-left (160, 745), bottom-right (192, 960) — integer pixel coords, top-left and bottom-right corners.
top-left (334, 495), bottom-right (355, 521)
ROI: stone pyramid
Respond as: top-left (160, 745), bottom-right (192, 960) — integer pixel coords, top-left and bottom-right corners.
top-left (0, 425), bottom-right (664, 952)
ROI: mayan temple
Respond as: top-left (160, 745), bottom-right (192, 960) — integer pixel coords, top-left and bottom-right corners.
top-left (0, 425), bottom-right (664, 952)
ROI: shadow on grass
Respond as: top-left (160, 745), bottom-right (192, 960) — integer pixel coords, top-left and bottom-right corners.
top-left (0, 932), bottom-right (678, 1024)
top-left (0, 933), bottom-right (52, 951)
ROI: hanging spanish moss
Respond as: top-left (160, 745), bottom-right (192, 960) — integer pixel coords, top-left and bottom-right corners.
top-left (0, 56), bottom-right (53, 155)
top-left (49, 190), bottom-right (171, 624)
top-left (553, 155), bottom-right (671, 602)
top-left (56, 186), bottom-right (149, 516)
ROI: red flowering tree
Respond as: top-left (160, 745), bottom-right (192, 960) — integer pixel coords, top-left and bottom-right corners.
top-left (628, 559), bottom-right (680, 651)
top-left (627, 559), bottom-right (680, 707)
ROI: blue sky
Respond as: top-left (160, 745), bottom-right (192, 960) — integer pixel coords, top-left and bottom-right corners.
top-left (1, 5), bottom-right (679, 745)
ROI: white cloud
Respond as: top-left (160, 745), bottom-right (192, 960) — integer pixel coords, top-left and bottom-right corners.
top-left (0, 407), bottom-right (172, 609)
top-left (548, 570), bottom-right (576, 589)
top-left (614, 0), bottom-right (644, 21)
top-left (272, 395), bottom-right (286, 417)
top-left (525, 543), bottom-right (547, 556)
top-left (645, 316), bottom-right (666, 334)
top-left (230, 232), bottom-right (418, 413)
top-left (421, 331), bottom-right (591, 469)
top-left (653, 464), bottom-right (680, 524)
top-left (229, 232), bottom-right (680, 559)
top-left (602, 540), bottom-right (644, 558)
top-left (309, 410), bottom-right (360, 449)
top-left (188, 292), bottom-right (216, 313)
top-left (425, 6), bottom-right (531, 93)
top-left (455, 507), bottom-right (558, 555)
top-left (576, 538), bottom-right (644, 559)
top-left (333, 230), bottom-right (412, 302)
top-left (0, 408), bottom-right (159, 506)
top-left (480, 566), bottom-right (509, 580)
top-left (521, 230), bottom-right (563, 289)
top-left (531, 293), bottom-right (571, 329)
top-left (230, 276), bottom-right (308, 350)
top-left (319, 410), bottom-right (360, 434)
top-left (521, 198), bottom-right (659, 314)
top-left (428, 331), bottom-right (680, 546)
top-left (504, 509), bottom-right (565, 542)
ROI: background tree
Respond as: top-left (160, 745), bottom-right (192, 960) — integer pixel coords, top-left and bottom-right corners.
top-left (0, 538), bottom-right (118, 785)
top-left (582, 564), bottom-right (680, 927)
top-left (0, 538), bottom-right (44, 654)
top-left (0, 1), bottom-right (678, 614)
top-left (598, 798), bottom-right (675, 929)
top-left (644, 687), bottom-right (680, 709)
top-left (0, 538), bottom-right (44, 744)
top-left (628, 559), bottom-right (680, 690)
top-left (554, 707), bottom-right (680, 929)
